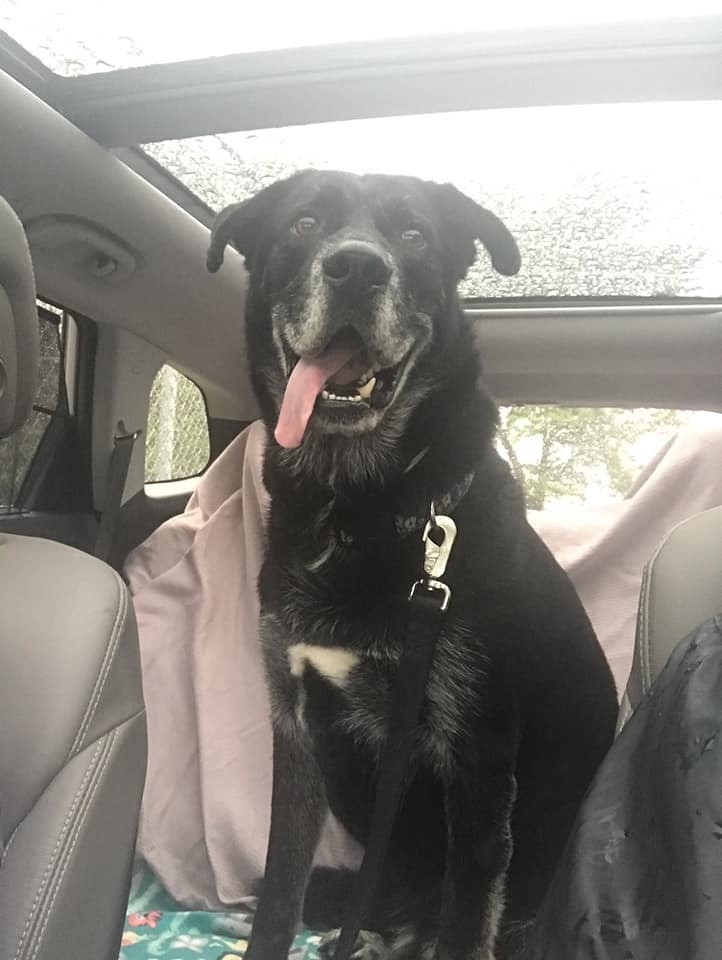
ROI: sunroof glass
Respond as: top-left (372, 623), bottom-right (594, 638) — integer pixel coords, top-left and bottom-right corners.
top-left (142, 102), bottom-right (722, 300)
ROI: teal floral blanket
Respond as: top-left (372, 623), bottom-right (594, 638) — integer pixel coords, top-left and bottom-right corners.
top-left (120, 863), bottom-right (322, 959)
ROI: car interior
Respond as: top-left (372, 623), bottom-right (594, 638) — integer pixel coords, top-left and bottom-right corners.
top-left (1, 4), bottom-right (721, 959)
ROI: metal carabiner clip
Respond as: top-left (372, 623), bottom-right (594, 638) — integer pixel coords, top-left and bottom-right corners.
top-left (422, 508), bottom-right (457, 580)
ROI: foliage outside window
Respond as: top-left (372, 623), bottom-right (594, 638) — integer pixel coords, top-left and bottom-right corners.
top-left (496, 406), bottom-right (697, 510)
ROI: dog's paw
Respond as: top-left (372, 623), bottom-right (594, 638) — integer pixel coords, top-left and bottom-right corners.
top-left (243, 929), bottom-right (292, 960)
top-left (318, 928), bottom-right (388, 960)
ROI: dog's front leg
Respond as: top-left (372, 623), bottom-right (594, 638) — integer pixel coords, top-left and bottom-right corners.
top-left (436, 760), bottom-right (516, 960)
top-left (245, 723), bottom-right (326, 960)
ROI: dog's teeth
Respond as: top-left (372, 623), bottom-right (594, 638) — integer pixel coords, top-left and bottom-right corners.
top-left (357, 377), bottom-right (376, 400)
top-left (323, 389), bottom-right (366, 403)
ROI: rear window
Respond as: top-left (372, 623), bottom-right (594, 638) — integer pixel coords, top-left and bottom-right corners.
top-left (497, 407), bottom-right (721, 510)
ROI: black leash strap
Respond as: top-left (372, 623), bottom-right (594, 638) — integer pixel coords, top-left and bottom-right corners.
top-left (95, 421), bottom-right (140, 566)
top-left (332, 508), bottom-right (457, 960)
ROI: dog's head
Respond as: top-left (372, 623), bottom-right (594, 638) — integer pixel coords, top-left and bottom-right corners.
top-left (208, 170), bottom-right (519, 474)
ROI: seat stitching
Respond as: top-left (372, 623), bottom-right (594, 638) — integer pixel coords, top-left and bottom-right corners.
top-left (639, 561), bottom-right (652, 696)
top-left (27, 731), bottom-right (117, 960)
top-left (639, 526), bottom-right (677, 697)
top-left (638, 533), bottom-right (669, 698)
top-left (12, 740), bottom-right (104, 960)
top-left (68, 573), bottom-right (128, 758)
top-left (69, 573), bottom-right (126, 756)
top-left (1, 708), bottom-right (145, 868)
top-left (1, 822), bottom-right (20, 867)
top-left (616, 694), bottom-right (634, 735)
top-left (2, 707), bottom-right (145, 871)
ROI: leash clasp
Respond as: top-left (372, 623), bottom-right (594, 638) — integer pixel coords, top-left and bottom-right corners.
top-left (422, 511), bottom-right (457, 579)
top-left (408, 504), bottom-right (458, 613)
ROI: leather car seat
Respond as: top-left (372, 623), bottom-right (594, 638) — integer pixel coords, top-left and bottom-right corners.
top-left (0, 195), bottom-right (147, 960)
top-left (618, 504), bottom-right (722, 731)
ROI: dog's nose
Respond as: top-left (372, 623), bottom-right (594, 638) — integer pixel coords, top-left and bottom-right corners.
top-left (322, 241), bottom-right (392, 293)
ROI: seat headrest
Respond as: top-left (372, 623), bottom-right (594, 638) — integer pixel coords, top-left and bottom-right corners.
top-left (0, 197), bottom-right (38, 439)
top-left (621, 505), bottom-right (722, 727)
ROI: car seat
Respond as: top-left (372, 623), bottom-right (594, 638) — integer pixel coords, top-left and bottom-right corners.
top-left (0, 195), bottom-right (147, 960)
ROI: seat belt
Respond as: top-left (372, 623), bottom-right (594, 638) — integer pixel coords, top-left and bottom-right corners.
top-left (95, 421), bottom-right (141, 567)
top-left (332, 509), bottom-right (457, 960)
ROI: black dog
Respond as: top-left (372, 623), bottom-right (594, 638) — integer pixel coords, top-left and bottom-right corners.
top-left (208, 170), bottom-right (618, 959)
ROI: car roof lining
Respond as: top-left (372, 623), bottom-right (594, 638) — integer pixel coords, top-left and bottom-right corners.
top-left (1, 15), bottom-right (721, 147)
top-left (1, 68), bottom-right (254, 418)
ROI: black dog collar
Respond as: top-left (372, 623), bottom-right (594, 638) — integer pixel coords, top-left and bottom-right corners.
top-left (304, 470), bottom-right (475, 573)
top-left (393, 471), bottom-right (474, 538)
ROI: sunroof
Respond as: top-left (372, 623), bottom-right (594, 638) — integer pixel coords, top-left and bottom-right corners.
top-left (3, 0), bottom-right (720, 76)
top-left (143, 101), bottom-right (722, 300)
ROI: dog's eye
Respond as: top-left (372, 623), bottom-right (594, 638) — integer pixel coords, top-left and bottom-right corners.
top-left (401, 226), bottom-right (426, 247)
top-left (293, 215), bottom-right (321, 236)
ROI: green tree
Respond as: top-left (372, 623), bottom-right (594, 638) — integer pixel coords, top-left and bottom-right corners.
top-left (497, 406), bottom-right (683, 510)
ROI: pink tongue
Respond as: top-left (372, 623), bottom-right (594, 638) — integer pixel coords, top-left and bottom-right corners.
top-left (275, 343), bottom-right (357, 448)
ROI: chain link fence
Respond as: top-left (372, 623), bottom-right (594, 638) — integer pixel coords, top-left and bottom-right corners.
top-left (145, 365), bottom-right (210, 482)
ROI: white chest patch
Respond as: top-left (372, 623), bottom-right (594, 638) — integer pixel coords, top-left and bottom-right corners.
top-left (287, 643), bottom-right (361, 688)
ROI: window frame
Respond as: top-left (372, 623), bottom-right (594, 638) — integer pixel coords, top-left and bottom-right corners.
top-left (13, 307), bottom-right (96, 515)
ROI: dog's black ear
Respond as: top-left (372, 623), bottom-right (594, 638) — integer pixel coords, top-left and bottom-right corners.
top-left (206, 201), bottom-right (248, 274)
top-left (206, 177), bottom-right (296, 274)
top-left (426, 182), bottom-right (521, 280)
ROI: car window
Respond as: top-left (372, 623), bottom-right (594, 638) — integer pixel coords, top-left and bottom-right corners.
top-left (0, 302), bottom-right (63, 510)
top-left (144, 101), bottom-right (722, 300)
top-left (497, 406), bottom-right (720, 510)
top-left (145, 364), bottom-right (210, 482)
